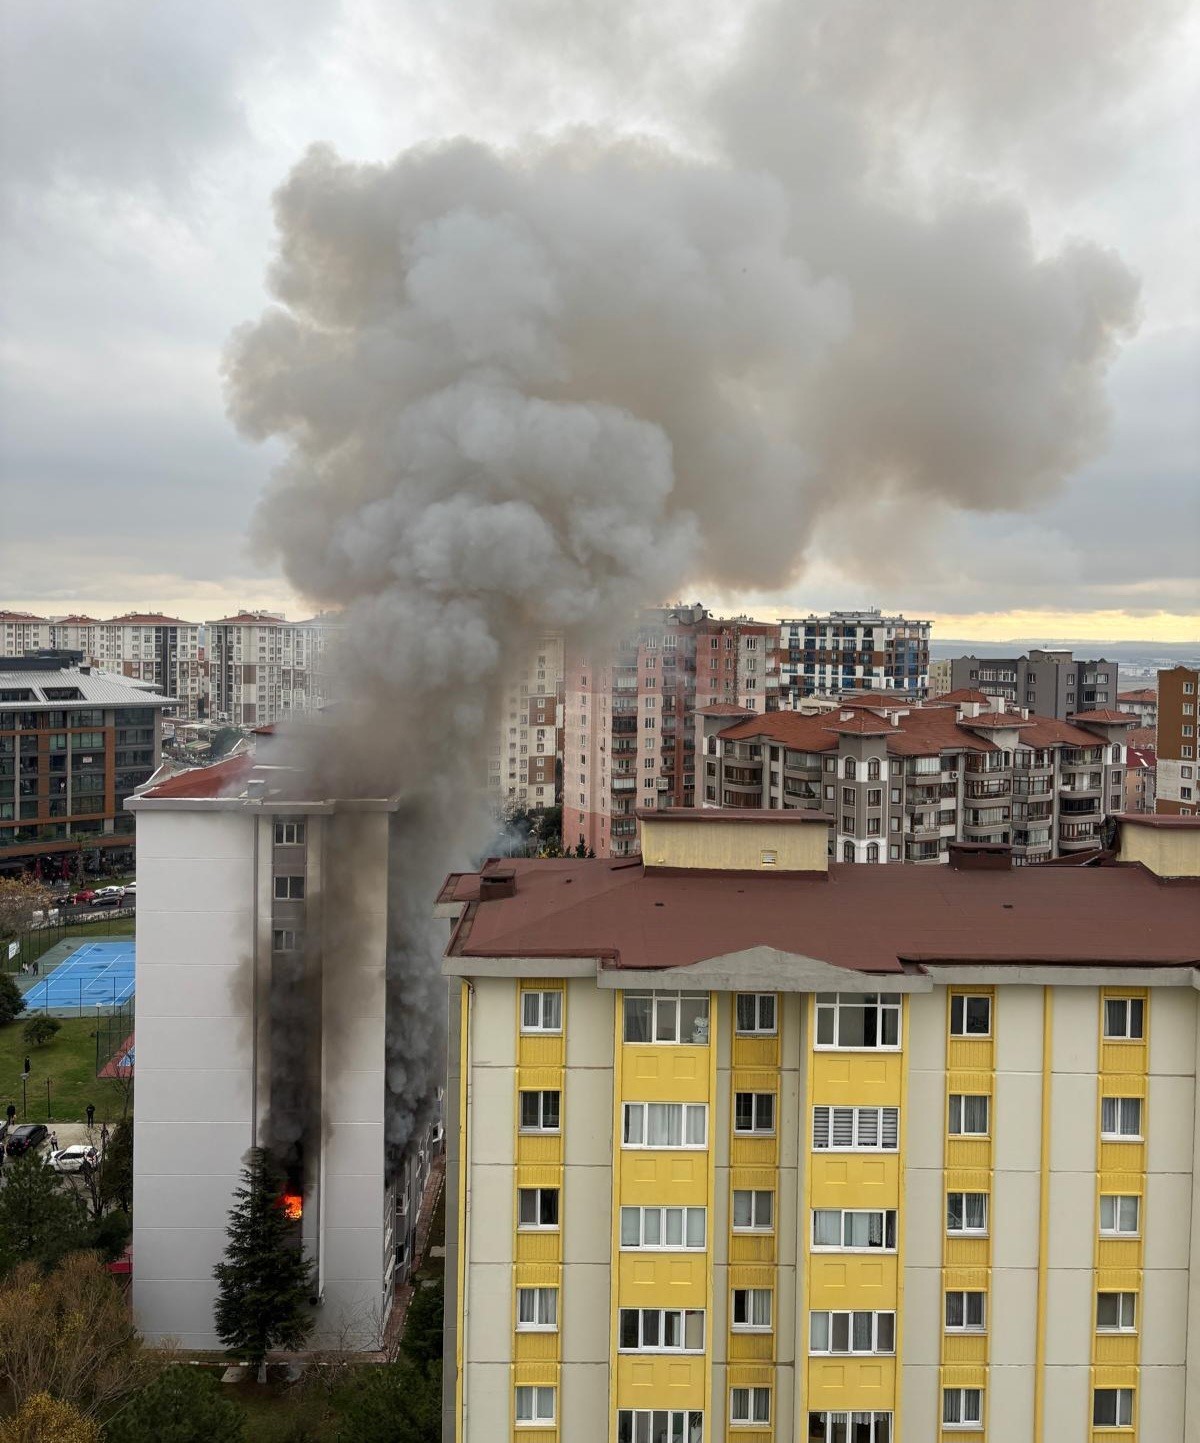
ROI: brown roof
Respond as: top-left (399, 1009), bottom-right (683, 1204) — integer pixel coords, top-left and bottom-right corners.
top-left (55, 614), bottom-right (101, 624)
top-left (108, 612), bottom-right (196, 626)
top-left (0, 610), bottom-right (49, 622)
top-left (696, 703), bottom-right (755, 716)
top-left (937, 688), bottom-right (994, 705)
top-left (1127, 726), bottom-right (1156, 748)
top-left (445, 856), bottom-right (1200, 972)
top-left (208, 612), bottom-right (288, 626)
top-left (960, 714), bottom-right (1036, 730)
top-left (1126, 746), bottom-right (1156, 769)
top-left (1068, 709), bottom-right (1137, 725)
top-left (1117, 812), bottom-right (1200, 830)
top-left (1118, 689), bottom-right (1157, 703)
top-left (824, 712), bottom-right (895, 736)
top-left (138, 754), bottom-right (254, 799)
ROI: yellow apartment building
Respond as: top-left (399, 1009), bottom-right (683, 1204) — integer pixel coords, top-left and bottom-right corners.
top-left (437, 810), bottom-right (1200, 1443)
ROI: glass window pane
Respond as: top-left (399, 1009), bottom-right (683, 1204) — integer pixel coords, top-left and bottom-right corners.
top-left (760, 995), bottom-right (776, 1031)
top-left (1105, 999), bottom-right (1125, 1036)
top-left (1097, 1294), bottom-right (1118, 1328)
top-left (679, 994), bottom-right (709, 1043)
top-left (518, 1290), bottom-right (535, 1323)
top-left (876, 1314), bottom-right (895, 1352)
top-left (655, 997), bottom-right (678, 1042)
top-left (542, 991), bottom-right (561, 1029)
top-left (946, 1292), bottom-right (964, 1328)
top-left (665, 1209), bottom-right (683, 1246)
top-left (736, 995), bottom-right (756, 1031)
top-left (950, 996), bottom-right (964, 1033)
top-left (817, 1006), bottom-right (835, 1045)
top-left (811, 1313), bottom-right (830, 1351)
top-left (1101, 1097), bottom-right (1117, 1133)
top-left (522, 993), bottom-right (539, 1028)
top-left (881, 1008), bottom-right (899, 1046)
top-left (831, 1313), bottom-right (850, 1351)
top-left (967, 1294), bottom-right (984, 1327)
top-left (621, 1207), bottom-right (640, 1247)
top-left (625, 995), bottom-right (652, 1042)
top-left (1129, 998), bottom-right (1144, 1037)
top-left (685, 1106), bottom-right (706, 1145)
top-left (733, 1191), bottom-right (752, 1227)
top-left (852, 1313), bottom-right (872, 1350)
top-left (644, 1209), bottom-right (661, 1245)
top-left (758, 1191), bottom-right (773, 1227)
top-left (839, 1003), bottom-right (868, 1047)
top-left (518, 1190), bottom-right (535, 1225)
top-left (624, 1107), bottom-right (644, 1145)
top-left (686, 1209), bottom-right (705, 1247)
top-left (814, 1210), bottom-right (840, 1246)
top-left (965, 996), bottom-right (990, 1033)
top-left (684, 1311), bottom-right (704, 1349)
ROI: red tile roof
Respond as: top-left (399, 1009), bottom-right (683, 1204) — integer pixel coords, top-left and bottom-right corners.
top-left (208, 613), bottom-right (289, 626)
top-left (108, 612), bottom-right (196, 626)
top-left (1127, 726), bottom-right (1156, 749)
top-left (445, 856), bottom-right (1200, 972)
top-left (1126, 746), bottom-right (1156, 769)
top-left (936, 688), bottom-right (994, 705)
top-left (55, 614), bottom-right (101, 624)
top-left (1118, 689), bottom-right (1157, 704)
top-left (960, 714), bottom-right (1036, 730)
top-left (824, 712), bottom-right (896, 736)
top-left (696, 703), bottom-right (755, 716)
top-left (1068, 709), bottom-right (1137, 724)
top-left (138, 754), bottom-right (254, 799)
top-left (0, 610), bottom-right (49, 622)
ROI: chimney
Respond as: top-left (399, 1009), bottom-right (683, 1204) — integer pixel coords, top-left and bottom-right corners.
top-left (479, 869), bottom-right (517, 901)
top-left (948, 842), bottom-right (1013, 871)
top-left (246, 778), bottom-right (266, 799)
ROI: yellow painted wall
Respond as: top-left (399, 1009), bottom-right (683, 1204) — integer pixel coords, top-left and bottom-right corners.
top-left (639, 815), bottom-right (828, 872)
top-left (1117, 820), bottom-right (1200, 876)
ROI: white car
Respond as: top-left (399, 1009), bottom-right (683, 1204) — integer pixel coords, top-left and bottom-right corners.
top-left (50, 1145), bottom-right (98, 1174)
top-left (88, 887), bottom-right (125, 907)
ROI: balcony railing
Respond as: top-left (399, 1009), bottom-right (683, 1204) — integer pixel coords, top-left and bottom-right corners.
top-left (966, 780), bottom-right (1011, 799)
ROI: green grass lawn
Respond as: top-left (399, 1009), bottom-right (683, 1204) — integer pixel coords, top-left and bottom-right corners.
top-left (0, 1014), bottom-right (131, 1124)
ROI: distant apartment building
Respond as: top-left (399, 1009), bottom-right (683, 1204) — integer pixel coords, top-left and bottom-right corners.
top-left (90, 614), bottom-right (204, 718)
top-left (928, 658), bottom-right (953, 696)
top-left (563, 606), bottom-right (778, 858)
top-left (206, 612), bottom-right (335, 726)
top-left (489, 635), bottom-right (564, 814)
top-left (1156, 665), bottom-right (1199, 816)
top-left (699, 689), bottom-right (1132, 865)
top-left (0, 656), bottom-right (169, 877)
top-left (0, 610), bottom-right (52, 656)
top-left (777, 611), bottom-right (930, 703)
top-left (949, 649), bottom-right (1118, 718)
top-left (1117, 687), bottom-right (1158, 729)
top-left (1124, 728), bottom-right (1157, 814)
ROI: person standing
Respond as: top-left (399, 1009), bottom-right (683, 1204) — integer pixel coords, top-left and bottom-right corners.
top-left (48, 1130), bottom-right (58, 1153)
top-left (85, 1103), bottom-right (95, 1130)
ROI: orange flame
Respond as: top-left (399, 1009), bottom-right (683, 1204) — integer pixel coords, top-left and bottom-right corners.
top-left (280, 1192), bottom-right (303, 1221)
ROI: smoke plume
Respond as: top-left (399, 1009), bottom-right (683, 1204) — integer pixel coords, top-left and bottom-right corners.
top-left (224, 0), bottom-right (1158, 1149)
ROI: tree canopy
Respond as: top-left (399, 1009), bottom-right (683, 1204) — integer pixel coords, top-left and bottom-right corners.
top-left (106, 1365), bottom-right (244, 1443)
top-left (0, 1152), bottom-right (89, 1273)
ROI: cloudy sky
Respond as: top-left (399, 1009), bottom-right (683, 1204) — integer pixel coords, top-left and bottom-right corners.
top-left (1, 0), bottom-right (1196, 642)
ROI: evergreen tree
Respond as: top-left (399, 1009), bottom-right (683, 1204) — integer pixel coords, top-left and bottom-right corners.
top-left (0, 1152), bottom-right (88, 1273)
top-left (399, 1278), bottom-right (443, 1369)
top-left (334, 1358), bottom-right (441, 1443)
top-left (0, 971), bottom-right (25, 1025)
top-left (98, 1116), bottom-right (133, 1213)
top-left (106, 1366), bottom-right (244, 1443)
top-left (212, 1148), bottom-right (315, 1375)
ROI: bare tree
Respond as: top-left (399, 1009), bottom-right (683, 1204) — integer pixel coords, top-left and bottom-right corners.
top-left (0, 877), bottom-right (52, 945)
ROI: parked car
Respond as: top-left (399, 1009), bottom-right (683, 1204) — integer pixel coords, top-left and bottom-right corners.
top-left (89, 887), bottom-right (125, 907)
top-left (70, 889), bottom-right (97, 905)
top-left (50, 1144), bottom-right (98, 1174)
top-left (122, 881), bottom-right (136, 897)
top-left (5, 1123), bottom-right (49, 1157)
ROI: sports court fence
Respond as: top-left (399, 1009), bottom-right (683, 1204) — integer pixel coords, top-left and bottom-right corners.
top-left (4, 908), bottom-right (135, 974)
top-left (95, 996), bottom-right (135, 1078)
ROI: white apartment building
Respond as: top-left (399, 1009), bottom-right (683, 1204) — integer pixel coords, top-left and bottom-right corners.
top-left (0, 610), bottom-right (52, 656)
top-left (206, 612), bottom-right (335, 726)
top-left (778, 612), bottom-right (931, 703)
top-left (489, 635), bottom-right (564, 814)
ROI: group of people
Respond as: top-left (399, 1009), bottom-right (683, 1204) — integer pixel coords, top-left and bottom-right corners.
top-left (18, 960), bottom-right (39, 976)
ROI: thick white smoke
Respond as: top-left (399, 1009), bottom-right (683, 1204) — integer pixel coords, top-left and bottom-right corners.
top-left (224, 0), bottom-right (1155, 1148)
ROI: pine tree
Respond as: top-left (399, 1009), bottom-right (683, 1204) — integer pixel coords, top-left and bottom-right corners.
top-left (106, 1366), bottom-right (244, 1443)
top-left (0, 1151), bottom-right (88, 1273)
top-left (212, 1148), bottom-right (315, 1376)
top-left (98, 1115), bottom-right (133, 1213)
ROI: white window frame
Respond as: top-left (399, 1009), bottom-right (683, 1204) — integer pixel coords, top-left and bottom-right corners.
top-left (514, 1385), bottom-right (555, 1426)
top-left (516, 1187), bottom-right (559, 1230)
top-left (733, 1091), bottom-right (776, 1135)
top-left (619, 1205), bottom-right (707, 1250)
top-left (520, 989), bottom-right (562, 1033)
top-left (812, 1209), bottom-right (898, 1252)
top-left (730, 1387), bottom-right (771, 1427)
top-left (950, 994), bottom-right (991, 1036)
top-left (1103, 997), bottom-right (1144, 1040)
top-left (1096, 1291), bottom-right (1136, 1332)
top-left (1092, 1388), bottom-right (1134, 1427)
top-left (622, 1102), bottom-right (708, 1149)
top-left (516, 1286), bottom-right (558, 1332)
top-left (945, 1291), bottom-right (986, 1331)
top-left (273, 820), bottom-right (306, 845)
top-left (730, 1287), bottom-right (773, 1331)
top-left (623, 991), bottom-right (711, 1045)
top-left (518, 1089), bottom-right (561, 1133)
top-left (814, 992), bottom-right (902, 1050)
top-left (1100, 1096), bottom-right (1143, 1140)
top-left (735, 993), bottom-right (777, 1035)
top-left (807, 1413), bottom-right (892, 1443)
top-left (273, 874), bottom-right (305, 900)
top-left (948, 1094), bottom-right (990, 1136)
top-left (271, 928), bottom-right (301, 953)
top-left (731, 1190), bottom-right (774, 1232)
top-left (946, 1192), bottom-right (988, 1236)
top-left (618, 1307), bottom-right (706, 1354)
top-left (813, 1105), bottom-right (899, 1152)
top-left (943, 1387), bottom-right (983, 1429)
top-left (616, 1410), bottom-right (704, 1443)
top-left (809, 1310), bottom-right (896, 1354)
top-left (1099, 1194), bottom-right (1140, 1236)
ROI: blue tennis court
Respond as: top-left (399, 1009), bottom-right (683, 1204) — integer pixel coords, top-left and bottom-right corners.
top-left (23, 940), bottom-right (134, 1011)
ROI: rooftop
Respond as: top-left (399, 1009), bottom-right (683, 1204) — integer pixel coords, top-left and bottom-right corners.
top-left (1118, 689), bottom-right (1157, 703)
top-left (1068, 709), bottom-right (1137, 725)
top-left (0, 665), bottom-right (174, 707)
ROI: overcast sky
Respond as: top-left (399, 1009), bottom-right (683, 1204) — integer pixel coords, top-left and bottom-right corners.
top-left (1, 0), bottom-right (1196, 641)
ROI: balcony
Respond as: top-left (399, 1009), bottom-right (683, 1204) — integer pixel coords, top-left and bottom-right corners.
top-left (611, 777), bottom-right (636, 792)
top-left (905, 843), bottom-right (941, 862)
top-left (1060, 797), bottom-right (1101, 817)
top-left (1059, 780), bottom-right (1102, 797)
top-left (724, 766), bottom-right (762, 786)
top-left (784, 782), bottom-right (820, 802)
top-left (965, 779), bottom-right (1011, 800)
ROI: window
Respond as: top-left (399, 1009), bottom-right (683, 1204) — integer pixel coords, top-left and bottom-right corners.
top-left (1099, 1194), bottom-right (1140, 1235)
top-left (946, 1193), bottom-right (988, 1235)
top-left (807, 1413), bottom-right (892, 1442)
top-left (732, 1190), bottom-right (773, 1231)
top-left (516, 1287), bottom-right (557, 1330)
top-left (1103, 997), bottom-right (1144, 1040)
top-left (867, 758), bottom-right (881, 780)
top-left (515, 1386), bottom-right (555, 1426)
top-left (623, 1102), bottom-right (708, 1148)
top-left (1100, 1097), bottom-right (1142, 1139)
top-left (273, 875), bottom-right (305, 900)
top-left (620, 1206), bottom-right (706, 1250)
top-left (943, 1389), bottom-right (983, 1428)
top-left (1092, 1389), bottom-right (1134, 1427)
top-left (842, 841), bottom-right (855, 862)
top-left (517, 1188), bottom-right (559, 1229)
top-left (272, 929), bottom-right (301, 953)
top-left (842, 787), bottom-right (855, 807)
top-left (519, 1090), bottom-right (560, 1132)
top-left (521, 990), bottom-right (562, 1032)
top-left (945, 1292), bottom-right (985, 1331)
top-left (812, 1209), bottom-right (897, 1251)
top-left (734, 1092), bottom-right (775, 1134)
top-left (624, 992), bottom-right (710, 1044)
top-left (616, 1410), bottom-right (703, 1443)
top-left (730, 1388), bottom-right (770, 1426)
top-left (735, 993), bottom-right (777, 1035)
top-left (815, 993), bottom-right (901, 1049)
top-left (948, 1095), bottom-right (989, 1136)
top-left (809, 1311), bottom-right (895, 1354)
top-left (273, 821), bottom-right (306, 845)
top-left (949, 994), bottom-right (991, 1036)
top-left (731, 1288), bottom-right (772, 1330)
top-left (866, 842), bottom-right (880, 863)
top-left (1097, 1292), bottom-right (1136, 1331)
top-left (813, 1106), bottom-right (899, 1152)
top-left (845, 758), bottom-right (856, 780)
top-left (619, 1308), bottom-right (705, 1352)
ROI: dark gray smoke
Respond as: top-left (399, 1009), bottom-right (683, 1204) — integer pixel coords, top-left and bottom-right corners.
top-left (224, 0), bottom-right (1160, 1150)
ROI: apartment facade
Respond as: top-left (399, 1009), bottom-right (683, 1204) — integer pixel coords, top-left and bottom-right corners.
top-left (206, 612), bottom-right (334, 726)
top-left (0, 610), bottom-right (52, 656)
top-left (439, 809), bottom-right (1200, 1443)
top-left (777, 613), bottom-right (931, 705)
top-left (1116, 691), bottom-right (1157, 730)
top-left (0, 657), bottom-right (169, 876)
top-left (929, 660), bottom-right (953, 697)
top-left (563, 607), bottom-right (778, 859)
top-left (949, 652), bottom-right (1118, 719)
top-left (127, 750), bottom-right (441, 1350)
top-left (698, 693), bottom-right (1131, 866)
top-left (489, 636), bottom-right (564, 815)
top-left (1123, 732), bottom-right (1156, 816)
top-left (1156, 667), bottom-right (1199, 817)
